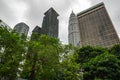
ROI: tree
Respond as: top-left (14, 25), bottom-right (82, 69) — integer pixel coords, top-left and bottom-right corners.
top-left (58, 44), bottom-right (82, 80)
top-left (0, 27), bottom-right (26, 80)
top-left (76, 45), bottom-right (120, 80)
top-left (60, 53), bottom-right (81, 80)
top-left (20, 34), bottom-right (82, 80)
top-left (82, 53), bottom-right (120, 80)
top-left (109, 44), bottom-right (120, 59)
top-left (21, 34), bottom-right (63, 80)
top-left (0, 28), bottom-right (81, 80)
top-left (76, 46), bottom-right (107, 64)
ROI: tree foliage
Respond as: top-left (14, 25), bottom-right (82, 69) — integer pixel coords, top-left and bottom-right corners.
top-left (1, 27), bottom-right (120, 80)
top-left (77, 46), bottom-right (107, 64)
top-left (0, 27), bottom-right (26, 80)
top-left (58, 44), bottom-right (81, 80)
top-left (109, 44), bottom-right (120, 59)
top-left (76, 45), bottom-right (120, 80)
top-left (20, 34), bottom-right (61, 80)
top-left (82, 53), bottom-right (120, 80)
top-left (20, 34), bottom-right (80, 80)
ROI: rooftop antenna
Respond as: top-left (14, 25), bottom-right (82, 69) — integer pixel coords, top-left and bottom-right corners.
top-left (70, 7), bottom-right (74, 13)
top-left (72, 10), bottom-right (74, 13)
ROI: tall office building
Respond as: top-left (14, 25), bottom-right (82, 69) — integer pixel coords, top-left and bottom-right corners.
top-left (42, 7), bottom-right (59, 38)
top-left (0, 19), bottom-right (12, 31)
top-left (77, 2), bottom-right (119, 48)
top-left (32, 26), bottom-right (42, 35)
top-left (14, 22), bottom-right (29, 37)
top-left (31, 26), bottom-right (42, 40)
top-left (68, 11), bottom-right (80, 46)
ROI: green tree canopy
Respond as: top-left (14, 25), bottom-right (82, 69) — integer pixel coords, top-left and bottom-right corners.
top-left (76, 45), bottom-right (120, 80)
top-left (77, 46), bottom-right (107, 64)
top-left (0, 27), bottom-right (26, 80)
top-left (82, 53), bottom-right (120, 80)
top-left (109, 44), bottom-right (120, 59)
top-left (1, 27), bottom-right (120, 80)
top-left (21, 34), bottom-right (63, 80)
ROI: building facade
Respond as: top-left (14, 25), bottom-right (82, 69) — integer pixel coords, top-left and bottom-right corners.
top-left (32, 26), bottom-right (42, 35)
top-left (31, 26), bottom-right (42, 40)
top-left (14, 22), bottom-right (29, 37)
top-left (77, 2), bottom-right (119, 48)
top-left (68, 11), bottom-right (80, 46)
top-left (0, 19), bottom-right (12, 31)
top-left (42, 7), bottom-right (59, 38)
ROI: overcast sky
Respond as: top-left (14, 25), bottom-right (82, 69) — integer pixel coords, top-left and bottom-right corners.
top-left (0, 0), bottom-right (120, 44)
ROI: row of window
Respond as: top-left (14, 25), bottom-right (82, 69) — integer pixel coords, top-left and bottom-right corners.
top-left (78, 7), bottom-right (118, 46)
top-left (81, 39), bottom-right (118, 48)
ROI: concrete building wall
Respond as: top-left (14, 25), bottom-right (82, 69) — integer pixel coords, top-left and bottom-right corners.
top-left (77, 2), bottom-right (119, 48)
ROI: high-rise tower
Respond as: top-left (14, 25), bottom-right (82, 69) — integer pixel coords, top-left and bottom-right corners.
top-left (68, 11), bottom-right (80, 46)
top-left (42, 7), bottom-right (59, 38)
top-left (32, 26), bottom-right (42, 35)
top-left (31, 26), bottom-right (42, 40)
top-left (0, 19), bottom-right (12, 31)
top-left (77, 2), bottom-right (119, 48)
top-left (14, 22), bottom-right (29, 37)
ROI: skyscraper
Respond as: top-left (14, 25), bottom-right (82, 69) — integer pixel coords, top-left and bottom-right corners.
top-left (0, 19), bottom-right (12, 31)
top-left (31, 26), bottom-right (42, 40)
top-left (77, 2), bottom-right (119, 48)
top-left (42, 7), bottom-right (59, 38)
top-left (68, 11), bottom-right (80, 46)
top-left (14, 22), bottom-right (29, 37)
top-left (32, 26), bottom-right (42, 35)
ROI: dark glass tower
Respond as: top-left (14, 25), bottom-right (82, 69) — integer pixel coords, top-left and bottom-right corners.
top-left (32, 26), bottom-right (42, 35)
top-left (31, 26), bottom-right (42, 40)
top-left (42, 7), bottom-right (59, 38)
top-left (77, 2), bottom-right (119, 48)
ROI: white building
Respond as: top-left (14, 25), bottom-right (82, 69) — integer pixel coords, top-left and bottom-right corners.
top-left (0, 19), bottom-right (12, 31)
top-left (68, 11), bottom-right (80, 47)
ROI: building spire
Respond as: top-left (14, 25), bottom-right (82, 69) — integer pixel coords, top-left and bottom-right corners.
top-left (70, 10), bottom-right (75, 18)
top-left (72, 10), bottom-right (74, 14)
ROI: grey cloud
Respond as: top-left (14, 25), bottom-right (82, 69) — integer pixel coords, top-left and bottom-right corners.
top-left (24, 0), bottom-right (73, 25)
top-left (0, 0), bottom-right (17, 27)
top-left (22, 0), bottom-right (74, 43)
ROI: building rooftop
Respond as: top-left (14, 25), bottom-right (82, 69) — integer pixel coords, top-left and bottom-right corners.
top-left (77, 2), bottom-right (104, 16)
top-left (15, 22), bottom-right (29, 29)
top-left (44, 7), bottom-right (59, 16)
top-left (70, 11), bottom-right (76, 17)
top-left (32, 26), bottom-right (41, 32)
